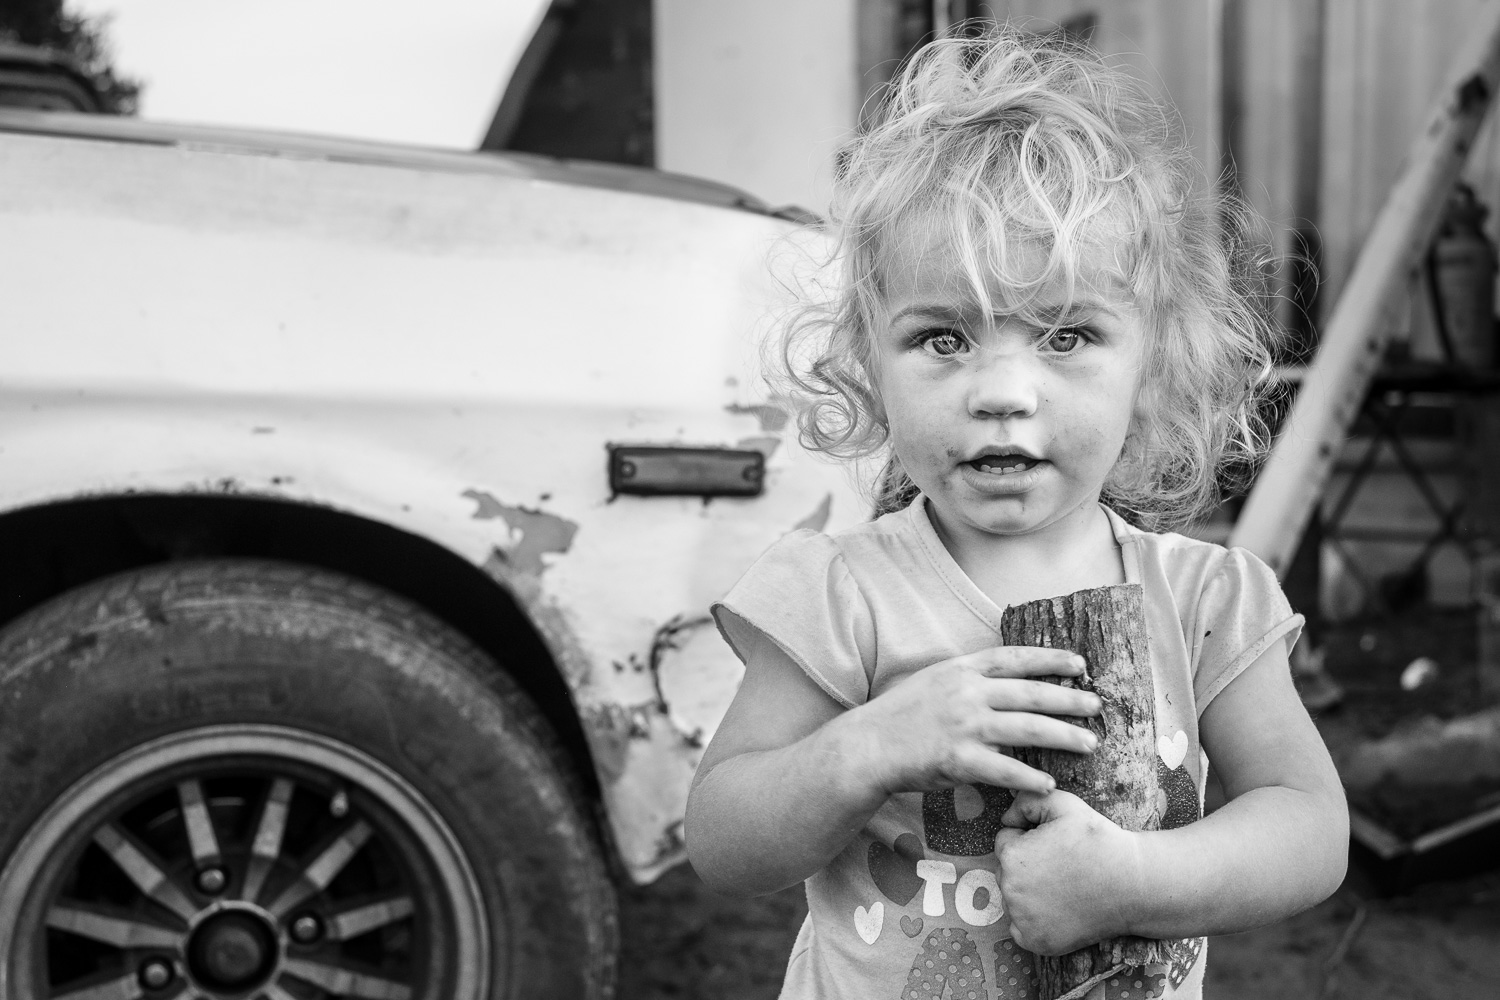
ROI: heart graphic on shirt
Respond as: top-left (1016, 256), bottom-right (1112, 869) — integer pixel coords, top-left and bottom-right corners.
top-left (1157, 758), bottom-right (1202, 830)
top-left (854, 902), bottom-right (883, 944)
top-left (1158, 729), bottom-right (1188, 770)
top-left (867, 833), bottom-right (924, 906)
top-left (901, 915), bottom-right (924, 938)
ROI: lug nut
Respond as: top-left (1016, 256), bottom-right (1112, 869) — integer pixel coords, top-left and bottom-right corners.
top-left (290, 913), bottom-right (323, 944)
top-left (195, 867), bottom-right (227, 895)
top-left (330, 789), bottom-right (349, 817)
top-left (139, 957), bottom-right (174, 989)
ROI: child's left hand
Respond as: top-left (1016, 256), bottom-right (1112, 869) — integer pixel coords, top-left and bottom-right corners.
top-left (993, 790), bottom-right (1144, 956)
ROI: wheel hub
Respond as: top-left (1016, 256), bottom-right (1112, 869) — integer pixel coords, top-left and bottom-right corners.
top-left (187, 908), bottom-right (278, 990)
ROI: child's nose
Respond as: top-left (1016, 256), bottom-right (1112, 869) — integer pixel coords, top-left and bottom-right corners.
top-left (966, 351), bottom-right (1040, 419)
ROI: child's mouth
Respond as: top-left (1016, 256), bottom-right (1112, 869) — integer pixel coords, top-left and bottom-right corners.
top-left (970, 454), bottom-right (1040, 475)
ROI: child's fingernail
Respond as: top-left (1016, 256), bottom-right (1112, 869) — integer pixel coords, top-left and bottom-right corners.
top-left (1071, 655), bottom-right (1086, 670)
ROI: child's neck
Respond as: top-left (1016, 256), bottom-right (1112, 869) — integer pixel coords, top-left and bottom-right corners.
top-left (926, 500), bottom-right (1125, 610)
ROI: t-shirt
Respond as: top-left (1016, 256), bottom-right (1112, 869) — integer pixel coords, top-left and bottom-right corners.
top-left (710, 499), bottom-right (1303, 1000)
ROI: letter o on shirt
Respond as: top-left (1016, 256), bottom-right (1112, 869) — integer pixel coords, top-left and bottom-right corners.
top-left (954, 868), bottom-right (1003, 926)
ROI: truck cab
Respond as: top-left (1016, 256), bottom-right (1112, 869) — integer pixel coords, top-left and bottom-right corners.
top-left (0, 107), bottom-right (860, 1000)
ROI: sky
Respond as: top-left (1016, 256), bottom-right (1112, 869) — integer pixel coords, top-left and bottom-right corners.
top-left (68, 0), bottom-right (551, 148)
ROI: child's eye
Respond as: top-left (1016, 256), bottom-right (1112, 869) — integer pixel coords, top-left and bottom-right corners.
top-left (1040, 327), bottom-right (1089, 354)
top-left (917, 329), bottom-right (969, 357)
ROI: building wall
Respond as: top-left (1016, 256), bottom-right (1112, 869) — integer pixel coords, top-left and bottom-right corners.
top-left (1319, 0), bottom-right (1500, 318)
top-left (653, 0), bottom-right (861, 211)
top-left (985, 1), bottom-right (1224, 191)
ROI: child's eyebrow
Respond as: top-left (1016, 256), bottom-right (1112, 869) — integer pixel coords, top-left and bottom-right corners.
top-left (889, 298), bottom-right (1126, 325)
top-left (1032, 298), bottom-right (1123, 322)
top-left (889, 303), bottom-right (969, 323)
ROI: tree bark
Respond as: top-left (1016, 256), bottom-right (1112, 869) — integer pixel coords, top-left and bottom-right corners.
top-left (1000, 583), bottom-right (1167, 1000)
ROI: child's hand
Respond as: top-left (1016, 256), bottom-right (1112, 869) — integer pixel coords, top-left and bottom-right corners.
top-left (851, 646), bottom-right (1101, 797)
top-left (993, 790), bottom-right (1144, 956)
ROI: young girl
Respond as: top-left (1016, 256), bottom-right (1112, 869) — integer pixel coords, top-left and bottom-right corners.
top-left (685, 27), bottom-right (1348, 1000)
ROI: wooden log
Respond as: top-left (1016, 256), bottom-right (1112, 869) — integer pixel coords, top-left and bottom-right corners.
top-left (1000, 583), bottom-right (1167, 1000)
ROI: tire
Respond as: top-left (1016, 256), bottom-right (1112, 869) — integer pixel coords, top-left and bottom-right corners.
top-left (0, 560), bottom-right (617, 1000)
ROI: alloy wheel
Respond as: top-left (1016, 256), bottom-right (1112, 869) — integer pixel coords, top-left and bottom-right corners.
top-left (0, 726), bottom-right (488, 1000)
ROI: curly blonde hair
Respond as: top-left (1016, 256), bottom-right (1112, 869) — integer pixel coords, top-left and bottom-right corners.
top-left (777, 26), bottom-right (1283, 530)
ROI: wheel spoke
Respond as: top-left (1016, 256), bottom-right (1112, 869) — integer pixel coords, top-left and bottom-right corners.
top-left (327, 895), bottom-right (415, 941)
top-left (259, 985), bottom-right (300, 1000)
top-left (240, 777), bottom-right (294, 903)
top-left (268, 819), bottom-right (372, 918)
top-left (45, 904), bottom-right (184, 950)
top-left (176, 779), bottom-right (221, 866)
top-left (281, 957), bottom-right (413, 1000)
top-left (51, 971), bottom-right (145, 1000)
top-left (91, 824), bottom-right (197, 921)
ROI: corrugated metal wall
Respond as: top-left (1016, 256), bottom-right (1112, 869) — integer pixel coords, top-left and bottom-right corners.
top-left (984, 1), bottom-right (1224, 190)
top-left (986, 0), bottom-right (1500, 320)
top-left (1319, 0), bottom-right (1500, 317)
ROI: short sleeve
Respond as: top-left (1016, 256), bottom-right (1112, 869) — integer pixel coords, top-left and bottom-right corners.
top-left (711, 529), bottom-right (876, 708)
top-left (1190, 546), bottom-right (1305, 713)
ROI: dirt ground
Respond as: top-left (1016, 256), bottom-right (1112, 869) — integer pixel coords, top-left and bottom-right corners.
top-left (616, 609), bottom-right (1500, 999)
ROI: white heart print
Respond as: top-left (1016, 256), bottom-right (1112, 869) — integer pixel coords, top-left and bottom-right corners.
top-left (1158, 730), bottom-right (1188, 770)
top-left (854, 901), bottom-right (884, 945)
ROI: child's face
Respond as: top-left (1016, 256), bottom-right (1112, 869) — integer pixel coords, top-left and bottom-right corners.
top-left (873, 226), bottom-right (1147, 545)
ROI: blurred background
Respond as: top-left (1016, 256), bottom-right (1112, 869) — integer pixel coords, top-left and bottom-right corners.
top-left (5, 2), bottom-right (1500, 996)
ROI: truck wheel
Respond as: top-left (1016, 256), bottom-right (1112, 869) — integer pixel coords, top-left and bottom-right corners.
top-left (0, 560), bottom-right (617, 1000)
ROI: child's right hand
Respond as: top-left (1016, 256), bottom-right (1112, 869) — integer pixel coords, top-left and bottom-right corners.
top-left (848, 645), bottom-right (1102, 797)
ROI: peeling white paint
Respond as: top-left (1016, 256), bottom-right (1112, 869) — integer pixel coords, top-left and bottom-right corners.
top-left (461, 489), bottom-right (578, 574)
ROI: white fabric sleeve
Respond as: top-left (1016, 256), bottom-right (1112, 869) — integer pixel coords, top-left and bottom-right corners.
top-left (711, 529), bottom-right (876, 708)
top-left (1190, 546), bottom-right (1305, 713)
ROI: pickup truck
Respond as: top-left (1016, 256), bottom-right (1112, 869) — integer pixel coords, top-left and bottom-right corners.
top-left (0, 107), bottom-right (859, 1000)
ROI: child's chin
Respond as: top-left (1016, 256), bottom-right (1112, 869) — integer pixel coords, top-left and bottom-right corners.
top-left (946, 498), bottom-right (1051, 536)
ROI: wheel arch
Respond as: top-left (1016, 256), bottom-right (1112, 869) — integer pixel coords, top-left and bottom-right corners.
top-left (0, 493), bottom-right (604, 805)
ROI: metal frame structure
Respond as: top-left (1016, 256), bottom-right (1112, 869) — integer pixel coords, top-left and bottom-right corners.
top-left (1230, 6), bottom-right (1500, 575)
top-left (1321, 367), bottom-right (1500, 611)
